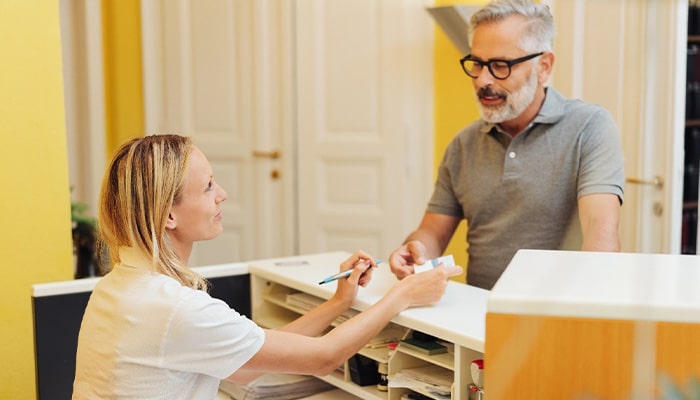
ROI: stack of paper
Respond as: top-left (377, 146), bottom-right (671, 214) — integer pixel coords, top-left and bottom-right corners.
top-left (286, 292), bottom-right (323, 311)
top-left (333, 308), bottom-right (359, 325)
top-left (365, 326), bottom-right (407, 349)
top-left (285, 293), bottom-right (359, 325)
top-left (218, 373), bottom-right (334, 400)
top-left (389, 365), bottom-right (453, 399)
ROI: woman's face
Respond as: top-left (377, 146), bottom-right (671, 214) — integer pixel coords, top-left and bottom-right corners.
top-left (167, 146), bottom-right (227, 245)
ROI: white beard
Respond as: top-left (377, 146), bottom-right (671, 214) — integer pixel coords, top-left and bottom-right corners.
top-left (475, 66), bottom-right (539, 124)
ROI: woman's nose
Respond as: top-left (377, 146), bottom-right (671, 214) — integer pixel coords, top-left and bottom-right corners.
top-left (216, 187), bottom-right (227, 203)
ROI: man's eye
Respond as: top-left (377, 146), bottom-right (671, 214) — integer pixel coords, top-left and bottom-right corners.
top-left (491, 61), bottom-right (509, 70)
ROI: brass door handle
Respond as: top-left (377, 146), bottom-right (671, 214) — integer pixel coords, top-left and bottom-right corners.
top-left (626, 176), bottom-right (663, 190)
top-left (252, 150), bottom-right (281, 159)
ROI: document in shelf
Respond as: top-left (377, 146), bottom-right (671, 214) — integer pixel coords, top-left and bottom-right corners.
top-left (365, 325), bottom-right (407, 349)
top-left (389, 365), bottom-right (453, 399)
top-left (218, 373), bottom-right (334, 400)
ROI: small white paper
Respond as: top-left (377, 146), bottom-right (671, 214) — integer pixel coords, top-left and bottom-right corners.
top-left (414, 254), bottom-right (455, 274)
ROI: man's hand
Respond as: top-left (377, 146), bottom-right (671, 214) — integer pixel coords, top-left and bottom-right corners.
top-left (388, 240), bottom-right (427, 279)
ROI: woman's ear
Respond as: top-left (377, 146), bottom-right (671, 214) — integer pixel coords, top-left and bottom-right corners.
top-left (165, 211), bottom-right (177, 230)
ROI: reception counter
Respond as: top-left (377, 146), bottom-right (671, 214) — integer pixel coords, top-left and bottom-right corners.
top-left (485, 249), bottom-right (700, 399)
top-left (33, 249), bottom-right (700, 399)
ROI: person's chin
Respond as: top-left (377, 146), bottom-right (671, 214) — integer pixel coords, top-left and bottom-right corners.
top-left (209, 223), bottom-right (224, 237)
top-left (477, 105), bottom-right (506, 123)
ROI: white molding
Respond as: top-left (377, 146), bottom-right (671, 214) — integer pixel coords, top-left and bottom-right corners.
top-left (140, 0), bottom-right (164, 134)
top-left (84, 1), bottom-right (107, 210)
top-left (60, 0), bottom-right (106, 211)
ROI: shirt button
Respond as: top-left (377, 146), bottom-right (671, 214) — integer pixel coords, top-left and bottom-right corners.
top-left (509, 151), bottom-right (516, 159)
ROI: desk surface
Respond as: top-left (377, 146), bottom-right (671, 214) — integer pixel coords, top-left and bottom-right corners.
top-left (248, 251), bottom-right (489, 352)
top-left (488, 249), bottom-right (700, 323)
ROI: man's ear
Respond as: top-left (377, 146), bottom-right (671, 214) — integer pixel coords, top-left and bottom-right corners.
top-left (165, 211), bottom-right (177, 230)
top-left (538, 51), bottom-right (555, 84)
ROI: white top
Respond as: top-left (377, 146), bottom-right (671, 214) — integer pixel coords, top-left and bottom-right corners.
top-left (488, 249), bottom-right (700, 323)
top-left (247, 251), bottom-right (489, 352)
top-left (73, 248), bottom-right (265, 399)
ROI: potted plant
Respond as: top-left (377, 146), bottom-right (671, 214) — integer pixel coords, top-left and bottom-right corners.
top-left (71, 190), bottom-right (105, 278)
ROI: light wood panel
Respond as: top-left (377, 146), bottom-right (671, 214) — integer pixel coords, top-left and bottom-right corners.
top-left (656, 322), bottom-right (700, 386)
top-left (485, 313), bottom-right (637, 400)
top-left (486, 313), bottom-right (700, 399)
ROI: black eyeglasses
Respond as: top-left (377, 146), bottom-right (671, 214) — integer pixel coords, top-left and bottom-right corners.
top-left (459, 52), bottom-right (544, 80)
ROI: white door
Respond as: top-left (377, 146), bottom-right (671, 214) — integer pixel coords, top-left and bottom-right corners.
top-left (141, 0), bottom-right (433, 265)
top-left (548, 0), bottom-right (687, 254)
top-left (295, 0), bottom-right (434, 257)
top-left (141, 0), bottom-right (295, 266)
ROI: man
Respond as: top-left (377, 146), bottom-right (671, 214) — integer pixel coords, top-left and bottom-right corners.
top-left (389, 0), bottom-right (624, 290)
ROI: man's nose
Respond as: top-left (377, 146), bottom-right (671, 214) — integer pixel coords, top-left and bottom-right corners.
top-left (473, 66), bottom-right (497, 86)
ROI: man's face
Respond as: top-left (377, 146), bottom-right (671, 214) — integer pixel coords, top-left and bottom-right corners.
top-left (469, 15), bottom-right (543, 123)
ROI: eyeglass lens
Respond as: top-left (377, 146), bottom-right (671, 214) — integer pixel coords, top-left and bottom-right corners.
top-left (462, 60), bottom-right (512, 79)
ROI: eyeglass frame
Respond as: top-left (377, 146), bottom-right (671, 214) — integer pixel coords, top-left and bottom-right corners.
top-left (459, 52), bottom-right (545, 80)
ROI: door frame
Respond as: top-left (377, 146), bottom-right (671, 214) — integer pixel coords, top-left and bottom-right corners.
top-left (60, 0), bottom-right (107, 213)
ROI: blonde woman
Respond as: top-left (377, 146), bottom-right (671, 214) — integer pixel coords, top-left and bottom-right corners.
top-left (73, 134), bottom-right (461, 399)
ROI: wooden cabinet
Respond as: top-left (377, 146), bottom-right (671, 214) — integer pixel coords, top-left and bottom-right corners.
top-left (248, 252), bottom-right (489, 400)
top-left (486, 249), bottom-right (700, 399)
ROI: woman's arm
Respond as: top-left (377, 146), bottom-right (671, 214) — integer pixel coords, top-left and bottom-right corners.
top-left (227, 260), bottom-right (462, 383)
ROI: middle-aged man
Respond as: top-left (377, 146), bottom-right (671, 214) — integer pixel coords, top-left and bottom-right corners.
top-left (389, 0), bottom-right (624, 290)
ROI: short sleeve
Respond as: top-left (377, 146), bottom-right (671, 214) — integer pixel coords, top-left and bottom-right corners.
top-left (162, 290), bottom-right (265, 379)
top-left (577, 107), bottom-right (625, 203)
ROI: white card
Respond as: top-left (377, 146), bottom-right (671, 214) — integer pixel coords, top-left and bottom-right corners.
top-left (413, 254), bottom-right (455, 274)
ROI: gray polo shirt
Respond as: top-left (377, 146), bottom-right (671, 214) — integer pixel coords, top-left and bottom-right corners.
top-left (427, 87), bottom-right (624, 289)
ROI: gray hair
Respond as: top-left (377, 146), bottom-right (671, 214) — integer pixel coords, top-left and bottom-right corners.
top-left (469, 0), bottom-right (555, 53)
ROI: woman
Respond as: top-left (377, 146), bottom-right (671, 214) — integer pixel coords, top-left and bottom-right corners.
top-left (72, 134), bottom-right (462, 399)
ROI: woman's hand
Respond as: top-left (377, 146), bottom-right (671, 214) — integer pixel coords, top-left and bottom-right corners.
top-left (392, 263), bottom-right (463, 307)
top-left (331, 250), bottom-right (378, 308)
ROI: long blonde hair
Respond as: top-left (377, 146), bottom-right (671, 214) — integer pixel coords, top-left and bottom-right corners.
top-left (98, 134), bottom-right (208, 290)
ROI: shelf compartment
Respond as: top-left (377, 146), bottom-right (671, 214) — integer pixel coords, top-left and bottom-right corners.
top-left (395, 342), bottom-right (454, 370)
top-left (317, 369), bottom-right (387, 400)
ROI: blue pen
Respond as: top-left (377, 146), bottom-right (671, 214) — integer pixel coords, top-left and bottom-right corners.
top-left (318, 260), bottom-right (382, 285)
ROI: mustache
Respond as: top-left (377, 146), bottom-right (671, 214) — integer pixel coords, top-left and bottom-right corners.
top-left (476, 86), bottom-right (506, 98)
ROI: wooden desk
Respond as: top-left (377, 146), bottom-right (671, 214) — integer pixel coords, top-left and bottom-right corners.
top-left (486, 249), bottom-right (700, 399)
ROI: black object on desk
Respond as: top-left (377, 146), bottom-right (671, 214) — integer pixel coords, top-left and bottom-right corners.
top-left (347, 354), bottom-right (381, 386)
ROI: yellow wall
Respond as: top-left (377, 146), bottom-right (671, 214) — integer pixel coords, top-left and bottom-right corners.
top-left (102, 0), bottom-right (144, 155)
top-left (0, 3), bottom-right (144, 397)
top-left (434, 0), bottom-right (487, 282)
top-left (0, 1), bottom-right (73, 398)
